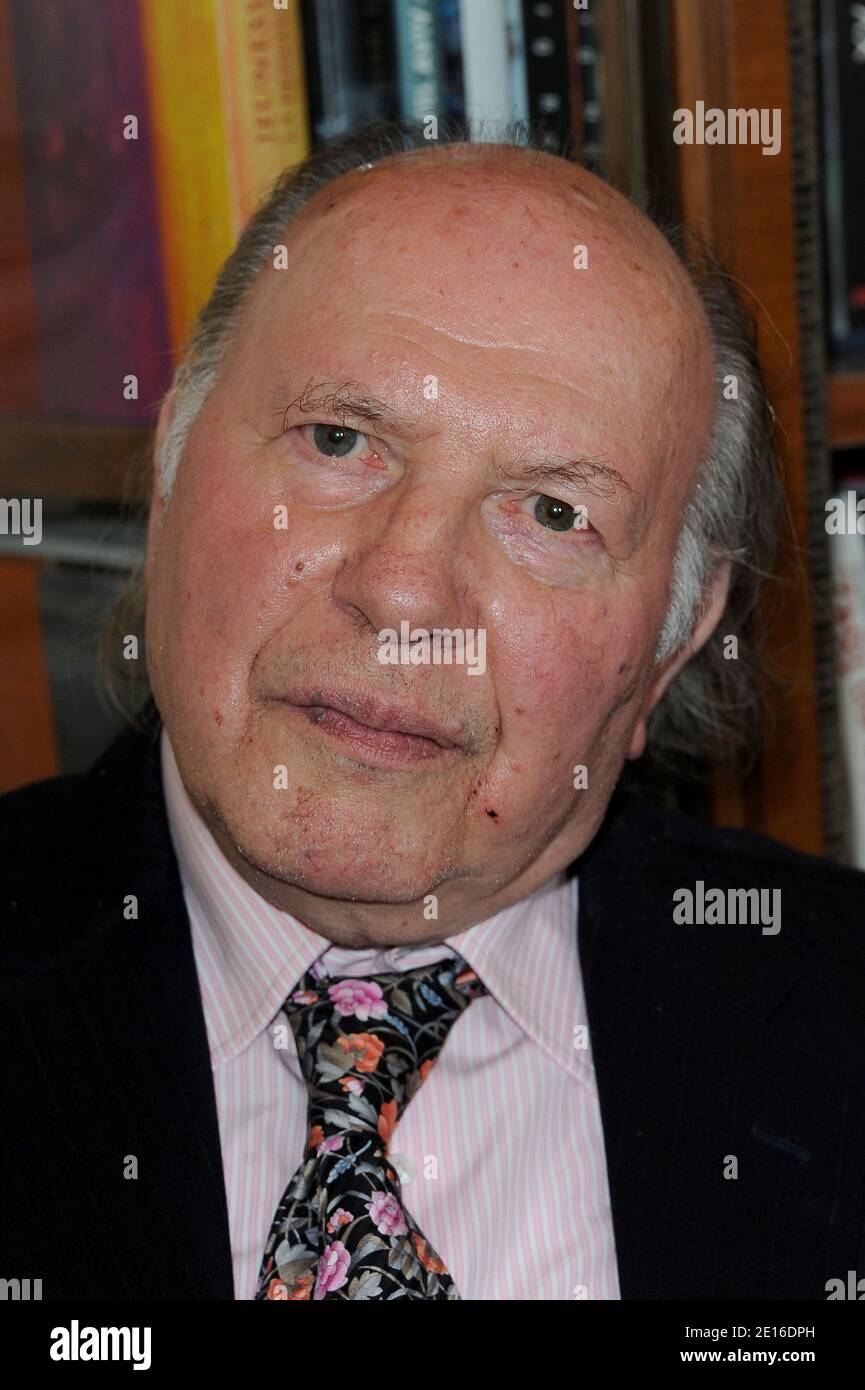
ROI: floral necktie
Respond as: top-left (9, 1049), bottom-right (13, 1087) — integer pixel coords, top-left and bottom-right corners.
top-left (255, 954), bottom-right (487, 1301)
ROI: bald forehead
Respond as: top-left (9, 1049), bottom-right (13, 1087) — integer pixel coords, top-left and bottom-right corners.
top-left (233, 142), bottom-right (717, 495)
top-left (294, 143), bottom-right (706, 331)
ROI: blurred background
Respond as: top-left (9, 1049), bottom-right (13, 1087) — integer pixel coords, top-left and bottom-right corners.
top-left (1, 0), bottom-right (864, 864)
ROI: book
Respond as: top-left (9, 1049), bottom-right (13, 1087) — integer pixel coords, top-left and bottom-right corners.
top-left (521, 0), bottom-right (572, 151)
top-left (302, 0), bottom-right (392, 145)
top-left (394, 0), bottom-right (445, 124)
top-left (140, 0), bottom-right (235, 356)
top-left (459, 0), bottom-right (511, 139)
top-left (0, 0), bottom-right (38, 415)
top-left (830, 478), bottom-right (865, 866)
top-left (216, 0), bottom-right (311, 232)
top-left (819, 0), bottom-right (865, 355)
top-left (8, 0), bottom-right (171, 421)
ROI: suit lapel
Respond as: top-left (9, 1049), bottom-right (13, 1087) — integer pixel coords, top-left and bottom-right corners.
top-left (577, 790), bottom-right (865, 1299)
top-left (4, 707), bottom-right (234, 1298)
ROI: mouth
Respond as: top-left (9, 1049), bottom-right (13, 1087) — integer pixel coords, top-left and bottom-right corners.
top-left (271, 686), bottom-right (467, 767)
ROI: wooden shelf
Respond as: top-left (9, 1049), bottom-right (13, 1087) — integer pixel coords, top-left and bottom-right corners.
top-left (0, 421), bottom-right (152, 503)
top-left (827, 369), bottom-right (865, 450)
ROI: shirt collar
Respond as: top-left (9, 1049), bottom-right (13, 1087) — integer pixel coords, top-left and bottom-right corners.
top-left (160, 726), bottom-right (591, 1085)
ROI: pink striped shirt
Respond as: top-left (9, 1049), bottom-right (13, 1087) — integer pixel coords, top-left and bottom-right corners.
top-left (160, 726), bottom-right (620, 1300)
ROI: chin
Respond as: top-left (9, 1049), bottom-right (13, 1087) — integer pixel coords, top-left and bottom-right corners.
top-left (231, 812), bottom-right (452, 907)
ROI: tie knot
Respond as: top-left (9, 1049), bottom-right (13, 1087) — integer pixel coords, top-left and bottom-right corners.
top-left (281, 953), bottom-right (487, 1158)
top-left (285, 953), bottom-right (486, 1027)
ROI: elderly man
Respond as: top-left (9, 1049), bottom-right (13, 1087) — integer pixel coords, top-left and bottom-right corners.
top-left (2, 125), bottom-right (864, 1304)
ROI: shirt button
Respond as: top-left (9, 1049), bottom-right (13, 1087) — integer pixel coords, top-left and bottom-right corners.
top-left (389, 1152), bottom-right (415, 1185)
top-left (385, 947), bottom-right (411, 966)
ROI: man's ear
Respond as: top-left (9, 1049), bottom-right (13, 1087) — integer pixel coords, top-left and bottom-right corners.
top-left (145, 389), bottom-right (176, 587)
top-left (626, 557), bottom-right (732, 761)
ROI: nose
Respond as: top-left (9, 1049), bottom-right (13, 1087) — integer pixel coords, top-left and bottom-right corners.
top-left (330, 482), bottom-right (477, 642)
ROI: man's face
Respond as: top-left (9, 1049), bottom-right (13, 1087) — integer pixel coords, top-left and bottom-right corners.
top-left (145, 149), bottom-right (717, 942)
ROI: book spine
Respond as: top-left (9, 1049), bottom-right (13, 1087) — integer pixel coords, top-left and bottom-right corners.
top-left (216, 0), bottom-right (311, 234)
top-left (394, 0), bottom-right (444, 123)
top-left (360, 0), bottom-right (398, 118)
top-left (0, 0), bottom-right (38, 414)
top-left (830, 507), bottom-right (865, 866)
top-left (437, 0), bottom-right (466, 123)
top-left (459, 0), bottom-right (511, 139)
top-left (820, 0), bottom-right (865, 354)
top-left (521, 0), bottom-right (572, 150)
top-left (9, 0), bottom-right (171, 421)
top-left (503, 0), bottom-right (529, 126)
top-left (301, 0), bottom-right (370, 145)
top-left (140, 0), bottom-right (234, 355)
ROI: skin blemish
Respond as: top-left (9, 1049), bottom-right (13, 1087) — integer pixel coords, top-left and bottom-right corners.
top-left (213, 708), bottom-right (223, 725)
top-left (295, 561), bottom-right (305, 572)
top-left (617, 662), bottom-right (627, 673)
top-left (484, 807), bottom-right (499, 820)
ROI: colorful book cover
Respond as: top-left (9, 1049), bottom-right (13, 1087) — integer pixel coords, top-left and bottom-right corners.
top-left (216, 0), bottom-right (311, 234)
top-left (140, 0), bottom-right (234, 355)
top-left (394, 0), bottom-right (445, 125)
top-left (0, 0), bottom-right (38, 415)
top-left (9, 0), bottom-right (171, 421)
top-left (830, 484), bottom-right (865, 867)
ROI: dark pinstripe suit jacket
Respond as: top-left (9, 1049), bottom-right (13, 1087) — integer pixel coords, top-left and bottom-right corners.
top-left (2, 707), bottom-right (865, 1299)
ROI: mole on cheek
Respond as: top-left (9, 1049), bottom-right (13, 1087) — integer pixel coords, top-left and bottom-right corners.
top-left (484, 807), bottom-right (499, 821)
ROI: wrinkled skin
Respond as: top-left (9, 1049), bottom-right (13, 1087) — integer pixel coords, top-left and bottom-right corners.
top-left (145, 144), bottom-right (728, 946)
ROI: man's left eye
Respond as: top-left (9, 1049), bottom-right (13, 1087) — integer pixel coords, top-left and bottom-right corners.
top-left (531, 494), bottom-right (580, 532)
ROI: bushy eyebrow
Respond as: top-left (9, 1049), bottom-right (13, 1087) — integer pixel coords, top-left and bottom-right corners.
top-left (276, 378), bottom-right (420, 438)
top-left (276, 377), bottom-right (645, 534)
top-left (499, 454), bottom-right (646, 541)
top-left (498, 454), bottom-right (635, 502)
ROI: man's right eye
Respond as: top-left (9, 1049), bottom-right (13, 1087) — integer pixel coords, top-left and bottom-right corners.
top-left (309, 424), bottom-right (370, 459)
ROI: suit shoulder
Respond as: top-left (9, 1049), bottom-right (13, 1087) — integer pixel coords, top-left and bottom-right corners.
top-left (0, 717), bottom-right (166, 972)
top-left (0, 767), bottom-right (93, 895)
top-left (626, 791), bottom-right (864, 890)
top-left (611, 792), bottom-right (865, 968)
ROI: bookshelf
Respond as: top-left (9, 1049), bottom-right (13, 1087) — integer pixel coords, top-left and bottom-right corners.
top-left (0, 422), bottom-right (151, 502)
top-left (827, 368), bottom-right (865, 449)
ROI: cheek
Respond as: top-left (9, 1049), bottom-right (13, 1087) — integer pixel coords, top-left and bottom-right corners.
top-left (493, 591), bottom-right (653, 755)
top-left (149, 483), bottom-right (303, 709)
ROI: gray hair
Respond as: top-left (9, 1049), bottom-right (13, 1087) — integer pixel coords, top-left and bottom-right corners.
top-left (102, 118), bottom-right (784, 783)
